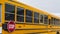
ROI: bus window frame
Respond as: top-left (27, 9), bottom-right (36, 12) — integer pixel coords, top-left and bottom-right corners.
top-left (17, 7), bottom-right (24, 22)
top-left (39, 14), bottom-right (44, 24)
top-left (44, 15), bottom-right (48, 24)
top-left (5, 3), bottom-right (15, 21)
top-left (34, 12), bottom-right (39, 24)
top-left (26, 9), bottom-right (33, 23)
top-left (5, 3), bottom-right (25, 23)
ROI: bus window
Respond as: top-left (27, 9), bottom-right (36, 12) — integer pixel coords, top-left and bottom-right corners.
top-left (59, 20), bottom-right (60, 25)
top-left (17, 7), bottom-right (24, 22)
top-left (40, 14), bottom-right (43, 23)
top-left (34, 12), bottom-right (39, 23)
top-left (54, 18), bottom-right (56, 25)
top-left (54, 19), bottom-right (57, 25)
top-left (55, 19), bottom-right (60, 25)
top-left (58, 19), bottom-right (60, 25)
top-left (5, 13), bottom-right (15, 21)
top-left (26, 10), bottom-right (32, 23)
top-left (0, 4), bottom-right (2, 22)
top-left (50, 17), bottom-right (54, 25)
top-left (44, 15), bottom-right (48, 24)
top-left (17, 7), bottom-right (24, 15)
top-left (5, 4), bottom-right (15, 21)
top-left (5, 4), bottom-right (15, 13)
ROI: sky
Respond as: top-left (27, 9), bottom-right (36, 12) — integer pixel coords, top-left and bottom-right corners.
top-left (17, 0), bottom-right (60, 17)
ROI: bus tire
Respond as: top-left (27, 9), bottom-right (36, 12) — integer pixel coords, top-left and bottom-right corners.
top-left (56, 31), bottom-right (59, 34)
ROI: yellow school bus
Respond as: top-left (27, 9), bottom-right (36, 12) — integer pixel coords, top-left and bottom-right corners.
top-left (0, 0), bottom-right (60, 34)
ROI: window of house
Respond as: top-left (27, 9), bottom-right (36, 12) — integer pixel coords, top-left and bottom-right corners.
top-left (26, 10), bottom-right (32, 23)
top-left (34, 12), bottom-right (39, 23)
top-left (5, 4), bottom-right (15, 21)
top-left (17, 7), bottom-right (24, 22)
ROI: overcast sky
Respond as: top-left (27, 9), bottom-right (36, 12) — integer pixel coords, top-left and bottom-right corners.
top-left (17, 0), bottom-right (60, 17)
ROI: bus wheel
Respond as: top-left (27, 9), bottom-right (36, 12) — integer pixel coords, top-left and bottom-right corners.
top-left (56, 31), bottom-right (59, 34)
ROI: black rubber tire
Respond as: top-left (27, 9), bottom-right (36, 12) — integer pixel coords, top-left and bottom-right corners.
top-left (56, 31), bottom-right (59, 34)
